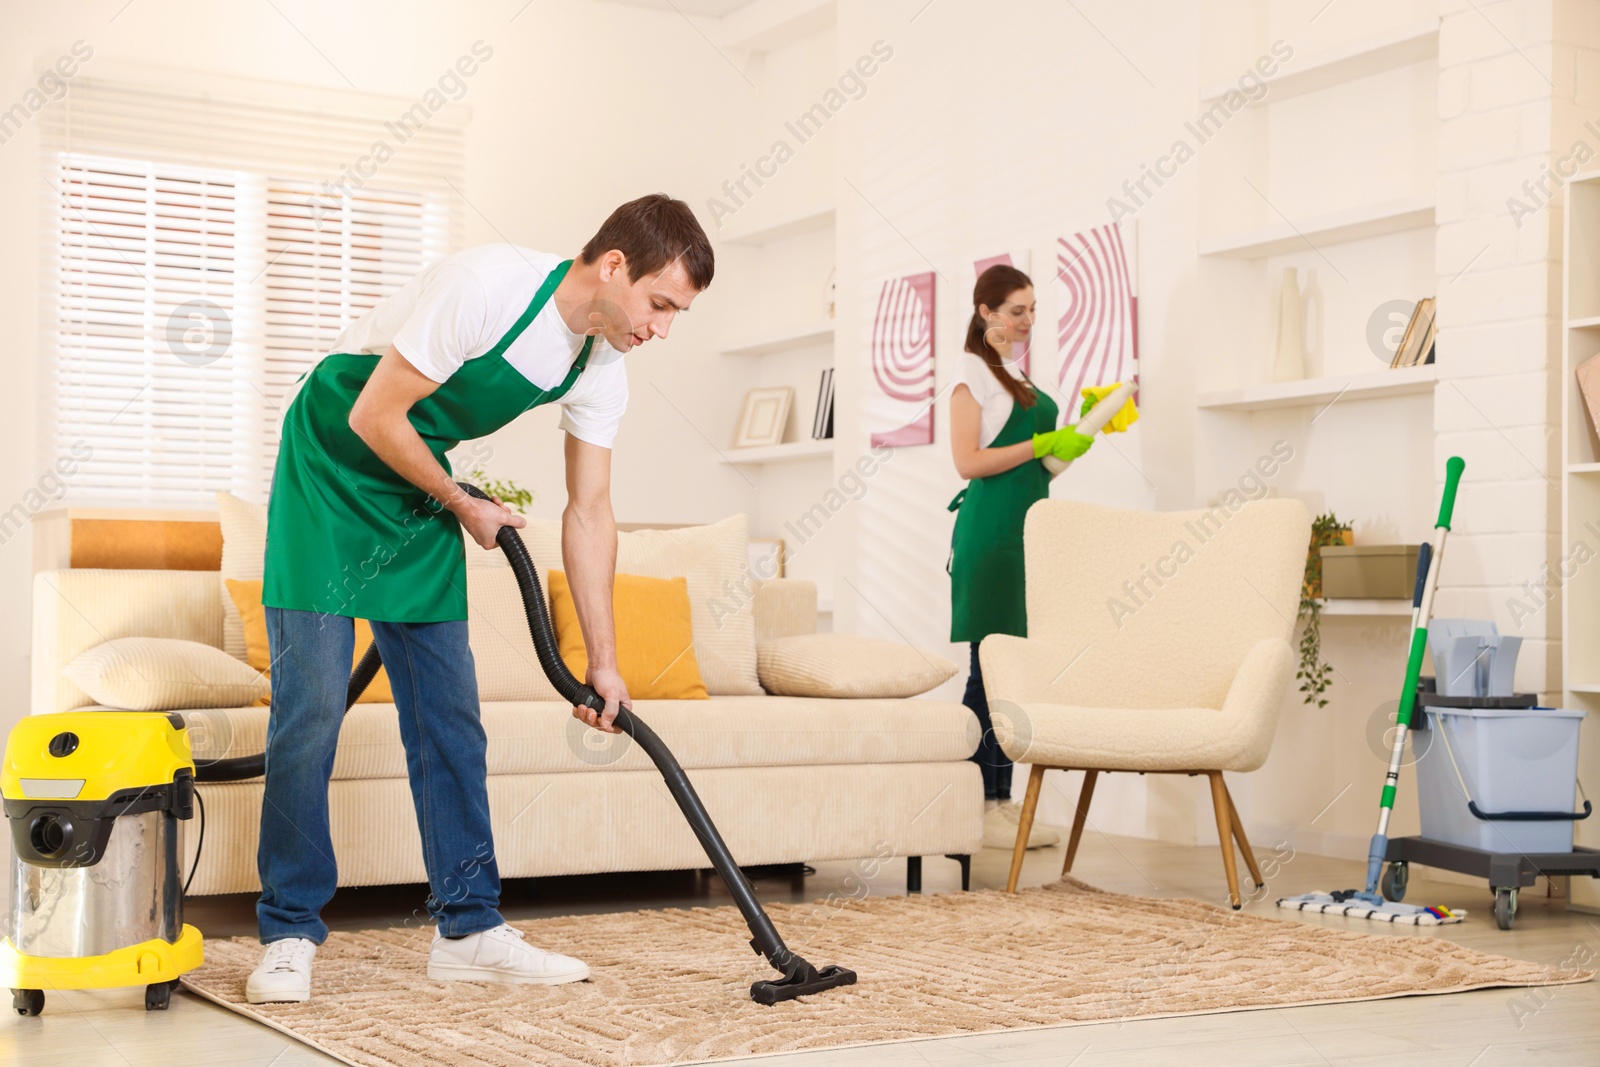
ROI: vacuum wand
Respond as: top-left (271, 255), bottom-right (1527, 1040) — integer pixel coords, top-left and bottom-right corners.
top-left (456, 483), bottom-right (856, 1005)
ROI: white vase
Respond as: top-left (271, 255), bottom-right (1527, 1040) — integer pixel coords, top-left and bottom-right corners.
top-left (1271, 266), bottom-right (1306, 383)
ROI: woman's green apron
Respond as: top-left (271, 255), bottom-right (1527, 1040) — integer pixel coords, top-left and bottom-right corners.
top-left (262, 259), bottom-right (593, 622)
top-left (946, 377), bottom-right (1059, 643)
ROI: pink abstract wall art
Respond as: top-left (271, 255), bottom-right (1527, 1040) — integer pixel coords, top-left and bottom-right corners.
top-left (869, 270), bottom-right (936, 447)
top-left (1054, 222), bottom-right (1138, 408)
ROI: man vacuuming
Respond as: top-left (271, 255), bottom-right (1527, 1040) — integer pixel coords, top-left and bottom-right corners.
top-left (246, 194), bottom-right (714, 1004)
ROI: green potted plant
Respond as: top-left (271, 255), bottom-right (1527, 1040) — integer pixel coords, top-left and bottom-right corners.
top-left (1298, 511), bottom-right (1352, 707)
top-left (464, 465), bottom-right (535, 515)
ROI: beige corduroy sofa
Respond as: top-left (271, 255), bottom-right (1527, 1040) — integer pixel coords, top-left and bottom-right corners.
top-left (31, 538), bottom-right (983, 897)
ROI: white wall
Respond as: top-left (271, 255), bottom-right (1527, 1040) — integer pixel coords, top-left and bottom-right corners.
top-left (0, 0), bottom-right (764, 739)
top-left (825, 0), bottom-right (1590, 863)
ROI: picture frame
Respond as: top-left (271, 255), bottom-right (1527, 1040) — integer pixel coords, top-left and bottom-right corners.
top-left (733, 386), bottom-right (793, 448)
top-left (749, 538), bottom-right (786, 580)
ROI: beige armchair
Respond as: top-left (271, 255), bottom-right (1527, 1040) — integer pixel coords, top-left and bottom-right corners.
top-left (981, 497), bottom-right (1310, 907)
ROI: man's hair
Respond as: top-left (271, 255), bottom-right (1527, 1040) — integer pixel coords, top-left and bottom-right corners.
top-left (579, 193), bottom-right (715, 290)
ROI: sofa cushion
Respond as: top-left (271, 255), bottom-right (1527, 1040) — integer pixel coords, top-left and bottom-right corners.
top-left (757, 633), bottom-right (958, 698)
top-left (64, 638), bottom-right (268, 711)
top-left (179, 696), bottom-right (979, 780)
top-left (467, 566), bottom-right (564, 702)
top-left (216, 491), bottom-right (266, 663)
top-left (549, 571), bottom-right (707, 700)
top-left (515, 514), bottom-right (762, 696)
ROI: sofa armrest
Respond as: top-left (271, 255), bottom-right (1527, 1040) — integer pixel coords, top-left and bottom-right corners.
top-left (33, 569), bottom-right (225, 716)
top-left (753, 578), bottom-right (817, 642)
top-left (1219, 636), bottom-right (1295, 771)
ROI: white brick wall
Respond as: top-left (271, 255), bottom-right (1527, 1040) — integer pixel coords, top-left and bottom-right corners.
top-left (1433, 0), bottom-right (1598, 693)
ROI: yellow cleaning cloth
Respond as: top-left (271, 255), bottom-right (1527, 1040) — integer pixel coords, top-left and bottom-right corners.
top-left (1081, 382), bottom-right (1140, 433)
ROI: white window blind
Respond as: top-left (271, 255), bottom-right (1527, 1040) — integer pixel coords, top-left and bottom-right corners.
top-left (42, 76), bottom-right (464, 507)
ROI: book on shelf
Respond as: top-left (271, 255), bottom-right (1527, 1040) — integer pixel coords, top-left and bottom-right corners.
top-left (1577, 352), bottom-right (1600, 444)
top-left (812, 367), bottom-right (834, 439)
top-left (1390, 296), bottom-right (1436, 369)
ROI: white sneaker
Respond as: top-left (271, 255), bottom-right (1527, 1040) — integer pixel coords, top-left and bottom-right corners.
top-left (1000, 799), bottom-right (1062, 848)
top-left (428, 923), bottom-right (589, 985)
top-left (982, 805), bottom-right (1023, 850)
top-left (246, 937), bottom-right (316, 1004)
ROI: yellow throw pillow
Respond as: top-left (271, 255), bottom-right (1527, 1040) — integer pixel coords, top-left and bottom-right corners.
top-left (224, 579), bottom-right (394, 705)
top-left (547, 571), bottom-right (708, 700)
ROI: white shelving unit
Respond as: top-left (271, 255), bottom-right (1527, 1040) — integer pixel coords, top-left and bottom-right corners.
top-left (718, 439), bottom-right (832, 465)
top-left (1320, 599), bottom-right (1412, 617)
top-left (720, 206), bottom-right (834, 246)
top-left (1560, 168), bottom-right (1600, 913)
top-left (706, 19), bottom-right (840, 616)
top-left (1199, 193), bottom-right (1436, 259)
top-left (1197, 364), bottom-right (1437, 412)
top-left (722, 322), bottom-right (834, 358)
top-left (1200, 21), bottom-right (1438, 106)
top-left (1193, 9), bottom-right (1442, 860)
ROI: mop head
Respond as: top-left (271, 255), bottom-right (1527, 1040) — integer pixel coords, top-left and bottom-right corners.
top-left (1276, 890), bottom-right (1466, 925)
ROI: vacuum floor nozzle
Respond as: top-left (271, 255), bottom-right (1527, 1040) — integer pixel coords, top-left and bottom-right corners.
top-left (751, 961), bottom-right (858, 1005)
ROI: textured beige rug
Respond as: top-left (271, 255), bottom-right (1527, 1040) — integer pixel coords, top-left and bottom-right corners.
top-left (182, 877), bottom-right (1592, 1067)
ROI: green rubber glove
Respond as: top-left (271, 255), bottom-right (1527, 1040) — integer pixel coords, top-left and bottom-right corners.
top-left (1079, 393), bottom-right (1099, 419)
top-left (1051, 428), bottom-right (1094, 462)
top-left (1031, 430), bottom-right (1061, 459)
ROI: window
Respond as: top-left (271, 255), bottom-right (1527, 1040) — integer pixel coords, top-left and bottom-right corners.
top-left (42, 76), bottom-right (463, 507)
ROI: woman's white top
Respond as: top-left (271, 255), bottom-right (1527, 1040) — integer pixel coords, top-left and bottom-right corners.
top-left (959, 351), bottom-right (1044, 448)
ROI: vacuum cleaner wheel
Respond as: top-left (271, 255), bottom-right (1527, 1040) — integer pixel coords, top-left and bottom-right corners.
top-left (145, 980), bottom-right (178, 1011)
top-left (11, 988), bottom-right (43, 1017)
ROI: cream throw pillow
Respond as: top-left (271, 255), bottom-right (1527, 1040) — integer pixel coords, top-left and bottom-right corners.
top-left (757, 633), bottom-right (958, 699)
top-left (63, 637), bottom-right (269, 711)
top-left (217, 491), bottom-right (267, 663)
top-left (515, 514), bottom-right (762, 695)
top-left (465, 566), bottom-right (564, 702)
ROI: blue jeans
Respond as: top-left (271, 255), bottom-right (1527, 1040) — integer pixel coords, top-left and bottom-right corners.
top-left (256, 606), bottom-right (503, 944)
top-left (964, 642), bottom-right (1013, 801)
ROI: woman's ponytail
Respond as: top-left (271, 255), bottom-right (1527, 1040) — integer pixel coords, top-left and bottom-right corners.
top-left (966, 265), bottom-right (1035, 409)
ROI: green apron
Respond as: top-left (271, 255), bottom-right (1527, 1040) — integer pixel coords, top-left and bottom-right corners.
top-left (946, 376), bottom-right (1059, 643)
top-left (262, 258), bottom-right (594, 623)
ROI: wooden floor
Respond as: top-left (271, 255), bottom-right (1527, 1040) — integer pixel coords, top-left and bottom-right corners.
top-left (5, 828), bottom-right (1599, 1067)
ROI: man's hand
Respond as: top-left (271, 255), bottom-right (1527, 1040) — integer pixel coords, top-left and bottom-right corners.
top-left (455, 493), bottom-right (525, 550)
top-left (573, 665), bottom-right (629, 734)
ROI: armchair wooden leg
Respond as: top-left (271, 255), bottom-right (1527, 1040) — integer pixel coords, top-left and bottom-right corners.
top-left (1006, 764), bottom-right (1045, 893)
top-left (1224, 781), bottom-right (1264, 888)
top-left (1063, 770), bottom-right (1098, 876)
top-left (1207, 771), bottom-right (1242, 910)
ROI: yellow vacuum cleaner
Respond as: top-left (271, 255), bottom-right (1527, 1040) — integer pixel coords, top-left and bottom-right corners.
top-left (2, 711), bottom-right (203, 1015)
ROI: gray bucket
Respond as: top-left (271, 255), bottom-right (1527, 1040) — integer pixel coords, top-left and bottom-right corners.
top-left (1413, 705), bottom-right (1587, 854)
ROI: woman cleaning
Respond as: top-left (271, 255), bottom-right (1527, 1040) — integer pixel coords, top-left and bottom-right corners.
top-left (947, 264), bottom-right (1093, 851)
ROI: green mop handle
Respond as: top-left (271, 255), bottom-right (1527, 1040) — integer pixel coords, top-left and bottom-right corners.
top-left (1364, 456), bottom-right (1464, 897)
top-left (1393, 456), bottom-right (1465, 739)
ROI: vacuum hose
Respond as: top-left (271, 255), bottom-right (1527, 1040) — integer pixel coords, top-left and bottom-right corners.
top-left (194, 482), bottom-right (855, 1004)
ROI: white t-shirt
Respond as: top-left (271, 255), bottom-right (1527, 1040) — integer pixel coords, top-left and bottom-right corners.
top-left (292, 244), bottom-right (628, 449)
top-left (959, 352), bottom-right (1051, 447)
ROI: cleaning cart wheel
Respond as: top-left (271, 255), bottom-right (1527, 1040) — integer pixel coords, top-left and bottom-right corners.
top-left (11, 988), bottom-right (43, 1016)
top-left (1381, 862), bottom-right (1409, 902)
top-left (1494, 887), bottom-right (1518, 930)
top-left (144, 980), bottom-right (176, 1011)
